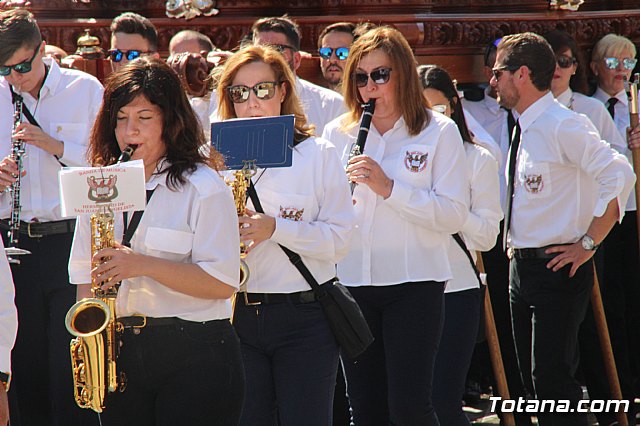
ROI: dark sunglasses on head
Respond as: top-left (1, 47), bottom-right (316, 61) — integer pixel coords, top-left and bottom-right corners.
top-left (108, 49), bottom-right (148, 63)
top-left (556, 55), bottom-right (577, 69)
top-left (491, 65), bottom-right (520, 81)
top-left (603, 57), bottom-right (637, 70)
top-left (0, 46), bottom-right (40, 77)
top-left (226, 81), bottom-right (281, 103)
top-left (354, 67), bottom-right (392, 88)
top-left (318, 47), bottom-right (349, 60)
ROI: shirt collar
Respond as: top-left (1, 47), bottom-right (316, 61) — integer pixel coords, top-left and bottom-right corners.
top-left (556, 88), bottom-right (573, 107)
top-left (38, 57), bottom-right (61, 99)
top-left (482, 86), bottom-right (502, 115)
top-left (518, 91), bottom-right (555, 133)
top-left (594, 86), bottom-right (628, 106)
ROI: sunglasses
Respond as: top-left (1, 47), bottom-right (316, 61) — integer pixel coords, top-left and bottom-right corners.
top-left (603, 57), bottom-right (637, 70)
top-left (354, 67), bottom-right (392, 88)
top-left (491, 65), bottom-right (520, 81)
top-left (318, 47), bottom-right (349, 60)
top-left (108, 49), bottom-right (150, 63)
top-left (556, 55), bottom-right (577, 69)
top-left (270, 44), bottom-right (298, 54)
top-left (0, 46), bottom-right (40, 77)
top-left (227, 81), bottom-right (281, 103)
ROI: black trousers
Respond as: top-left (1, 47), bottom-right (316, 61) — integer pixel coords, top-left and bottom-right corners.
top-left (478, 229), bottom-right (533, 425)
top-left (342, 281), bottom-right (445, 426)
top-left (579, 211), bottom-right (640, 425)
top-left (510, 256), bottom-right (593, 426)
top-left (2, 230), bottom-right (98, 426)
top-left (101, 319), bottom-right (245, 426)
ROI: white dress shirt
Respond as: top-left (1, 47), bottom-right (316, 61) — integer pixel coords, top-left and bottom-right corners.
top-left (462, 88), bottom-right (513, 211)
top-left (592, 87), bottom-right (638, 210)
top-left (237, 136), bottom-right (354, 293)
top-left (464, 110), bottom-right (501, 170)
top-left (0, 239), bottom-right (17, 375)
top-left (447, 143), bottom-right (502, 294)
top-left (0, 58), bottom-right (103, 222)
top-left (323, 112), bottom-right (469, 286)
top-left (296, 77), bottom-right (346, 136)
top-left (69, 163), bottom-right (240, 321)
top-left (508, 92), bottom-right (635, 248)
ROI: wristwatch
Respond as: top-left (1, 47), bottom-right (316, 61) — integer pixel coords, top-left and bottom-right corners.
top-left (0, 371), bottom-right (10, 392)
top-left (581, 234), bottom-right (599, 251)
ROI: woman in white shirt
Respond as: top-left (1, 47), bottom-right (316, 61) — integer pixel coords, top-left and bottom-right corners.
top-left (216, 45), bottom-right (354, 426)
top-left (322, 27), bottom-right (469, 425)
top-left (68, 57), bottom-right (244, 425)
top-left (419, 64), bottom-right (502, 426)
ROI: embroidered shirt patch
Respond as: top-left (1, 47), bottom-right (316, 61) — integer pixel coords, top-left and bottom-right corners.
top-left (404, 151), bottom-right (428, 173)
top-left (279, 206), bottom-right (304, 221)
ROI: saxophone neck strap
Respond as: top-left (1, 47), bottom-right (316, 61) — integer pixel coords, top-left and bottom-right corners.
top-left (122, 189), bottom-right (155, 248)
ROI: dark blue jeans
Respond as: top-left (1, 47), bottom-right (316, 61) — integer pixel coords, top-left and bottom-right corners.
top-left (234, 299), bottom-right (339, 426)
top-left (510, 257), bottom-right (592, 426)
top-left (101, 319), bottom-right (245, 426)
top-left (342, 281), bottom-right (445, 426)
top-left (433, 288), bottom-right (482, 426)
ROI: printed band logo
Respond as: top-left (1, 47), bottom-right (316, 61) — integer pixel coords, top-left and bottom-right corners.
top-left (87, 175), bottom-right (119, 202)
top-left (524, 174), bottom-right (544, 193)
top-left (404, 151), bottom-right (428, 173)
top-left (279, 206), bottom-right (304, 221)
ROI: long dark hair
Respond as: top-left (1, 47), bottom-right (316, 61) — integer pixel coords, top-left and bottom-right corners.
top-left (418, 65), bottom-right (473, 144)
top-left (88, 56), bottom-right (223, 189)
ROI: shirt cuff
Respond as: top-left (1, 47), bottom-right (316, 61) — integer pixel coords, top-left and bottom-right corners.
top-left (461, 213), bottom-right (483, 238)
top-left (383, 179), bottom-right (412, 209)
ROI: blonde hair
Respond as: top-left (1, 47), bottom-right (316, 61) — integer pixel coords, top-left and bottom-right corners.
top-left (592, 34), bottom-right (636, 61)
top-left (216, 45), bottom-right (314, 140)
top-left (340, 26), bottom-right (429, 136)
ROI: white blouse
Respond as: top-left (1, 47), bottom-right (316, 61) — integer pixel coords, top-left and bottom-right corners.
top-left (446, 142), bottom-right (502, 294)
top-left (69, 163), bottom-right (240, 321)
top-left (0, 239), bottom-right (17, 375)
top-left (237, 136), bottom-right (355, 294)
top-left (323, 112), bottom-right (469, 286)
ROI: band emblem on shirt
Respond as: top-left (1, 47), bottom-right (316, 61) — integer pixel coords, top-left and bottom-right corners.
top-left (279, 206), bottom-right (304, 221)
top-left (87, 175), bottom-right (119, 202)
top-left (524, 174), bottom-right (544, 194)
top-left (404, 151), bottom-right (428, 173)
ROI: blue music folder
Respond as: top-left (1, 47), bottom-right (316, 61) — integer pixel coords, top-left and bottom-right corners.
top-left (211, 115), bottom-right (294, 170)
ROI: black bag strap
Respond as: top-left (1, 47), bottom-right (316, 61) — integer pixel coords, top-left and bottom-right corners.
top-left (248, 181), bottom-right (323, 292)
top-left (122, 189), bottom-right (155, 248)
top-left (452, 233), bottom-right (482, 286)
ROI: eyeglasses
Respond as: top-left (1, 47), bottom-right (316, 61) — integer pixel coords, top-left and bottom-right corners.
top-left (603, 57), bottom-right (637, 70)
top-left (556, 55), bottom-right (577, 69)
top-left (491, 65), bottom-right (520, 81)
top-left (318, 47), bottom-right (349, 60)
top-left (354, 67), bottom-right (392, 88)
top-left (108, 49), bottom-right (152, 63)
top-left (0, 46), bottom-right (40, 77)
top-left (270, 44), bottom-right (298, 54)
top-left (226, 81), bottom-right (281, 103)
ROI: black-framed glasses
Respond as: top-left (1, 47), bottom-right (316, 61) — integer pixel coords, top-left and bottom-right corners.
top-left (603, 57), bottom-right (637, 70)
top-left (491, 65), bottom-right (520, 81)
top-left (226, 81), bottom-right (281, 103)
top-left (556, 55), bottom-right (577, 69)
top-left (0, 46), bottom-right (40, 77)
top-left (269, 44), bottom-right (298, 54)
top-left (108, 49), bottom-right (151, 63)
top-left (318, 47), bottom-right (349, 60)
top-left (354, 67), bottom-right (392, 88)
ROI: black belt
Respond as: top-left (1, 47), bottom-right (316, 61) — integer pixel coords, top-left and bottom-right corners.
top-left (118, 315), bottom-right (224, 329)
top-left (511, 246), bottom-right (561, 260)
top-left (0, 218), bottom-right (75, 238)
top-left (240, 290), bottom-right (317, 306)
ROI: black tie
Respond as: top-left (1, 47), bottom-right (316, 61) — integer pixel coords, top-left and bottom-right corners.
top-left (503, 120), bottom-right (521, 251)
top-left (606, 97), bottom-right (618, 119)
top-left (505, 108), bottom-right (516, 145)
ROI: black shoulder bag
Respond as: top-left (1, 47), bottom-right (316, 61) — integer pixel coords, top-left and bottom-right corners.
top-left (248, 182), bottom-right (373, 359)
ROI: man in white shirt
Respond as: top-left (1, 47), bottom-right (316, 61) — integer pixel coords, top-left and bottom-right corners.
top-left (0, 9), bottom-right (103, 425)
top-left (108, 12), bottom-right (160, 72)
top-left (494, 32), bottom-right (634, 426)
top-left (0, 240), bottom-right (17, 426)
top-left (250, 16), bottom-right (346, 135)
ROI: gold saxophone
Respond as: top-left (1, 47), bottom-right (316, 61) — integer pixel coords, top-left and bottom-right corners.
top-left (64, 145), bottom-right (136, 413)
top-left (226, 163), bottom-right (255, 289)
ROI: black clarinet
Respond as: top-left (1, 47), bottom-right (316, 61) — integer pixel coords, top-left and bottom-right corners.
top-left (349, 98), bottom-right (376, 194)
top-left (117, 144), bottom-right (136, 163)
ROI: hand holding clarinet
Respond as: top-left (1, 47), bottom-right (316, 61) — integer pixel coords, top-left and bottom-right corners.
top-left (346, 99), bottom-right (395, 199)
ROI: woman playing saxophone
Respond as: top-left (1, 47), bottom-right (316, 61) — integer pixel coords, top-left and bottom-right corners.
top-left (68, 57), bottom-right (244, 425)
